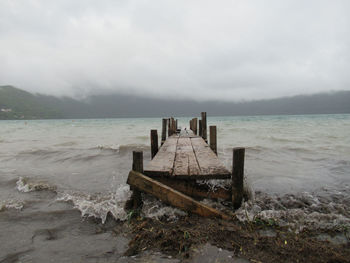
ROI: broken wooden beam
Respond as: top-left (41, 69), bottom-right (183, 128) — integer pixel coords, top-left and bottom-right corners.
top-left (127, 170), bottom-right (230, 220)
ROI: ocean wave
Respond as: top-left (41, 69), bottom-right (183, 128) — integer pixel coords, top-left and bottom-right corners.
top-left (235, 189), bottom-right (350, 232)
top-left (56, 186), bottom-right (186, 223)
top-left (0, 199), bottom-right (25, 211)
top-left (142, 196), bottom-right (187, 221)
top-left (94, 144), bottom-right (149, 154)
top-left (16, 177), bottom-right (57, 193)
top-left (56, 185), bottom-right (131, 224)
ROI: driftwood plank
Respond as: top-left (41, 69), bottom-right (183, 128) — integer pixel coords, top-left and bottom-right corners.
top-left (144, 136), bottom-right (178, 177)
top-left (127, 171), bottom-right (230, 220)
top-left (173, 137), bottom-right (200, 178)
top-left (191, 137), bottom-right (231, 179)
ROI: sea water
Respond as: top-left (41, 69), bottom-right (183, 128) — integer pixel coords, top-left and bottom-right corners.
top-left (0, 114), bottom-right (349, 261)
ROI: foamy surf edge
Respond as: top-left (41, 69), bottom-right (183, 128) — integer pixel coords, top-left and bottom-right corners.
top-left (57, 185), bottom-right (132, 224)
top-left (16, 177), bottom-right (56, 193)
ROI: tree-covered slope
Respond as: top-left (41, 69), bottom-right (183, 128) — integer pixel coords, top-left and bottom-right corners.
top-left (0, 85), bottom-right (63, 119)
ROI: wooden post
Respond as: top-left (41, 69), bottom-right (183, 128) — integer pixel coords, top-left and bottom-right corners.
top-left (161, 118), bottom-right (167, 145)
top-left (209, 126), bottom-right (217, 155)
top-left (168, 118), bottom-right (171, 136)
top-left (232, 148), bottom-right (245, 209)
top-left (175, 119), bottom-right (178, 131)
top-left (201, 112), bottom-right (207, 142)
top-left (199, 119), bottom-right (202, 137)
top-left (193, 118), bottom-right (198, 135)
top-left (125, 151), bottom-right (144, 210)
top-left (150, 130), bottom-right (158, 159)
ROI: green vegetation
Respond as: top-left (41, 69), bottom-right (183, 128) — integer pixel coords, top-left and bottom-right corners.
top-left (0, 85), bottom-right (62, 119)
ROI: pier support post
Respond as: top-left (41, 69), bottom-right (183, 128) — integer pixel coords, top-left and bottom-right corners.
top-left (132, 151), bottom-right (143, 209)
top-left (232, 147), bottom-right (245, 209)
top-left (209, 126), bottom-right (217, 155)
top-left (151, 130), bottom-right (158, 159)
top-left (161, 118), bottom-right (167, 145)
top-left (199, 119), bottom-right (202, 137)
top-left (168, 118), bottom-right (171, 136)
top-left (168, 117), bottom-right (175, 136)
top-left (201, 112), bottom-right (207, 143)
top-left (125, 151), bottom-right (144, 211)
top-left (193, 118), bottom-right (198, 135)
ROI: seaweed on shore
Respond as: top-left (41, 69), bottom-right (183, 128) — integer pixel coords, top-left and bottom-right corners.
top-left (124, 214), bottom-right (350, 263)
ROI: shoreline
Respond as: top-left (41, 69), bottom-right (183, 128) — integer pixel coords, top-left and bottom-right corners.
top-left (119, 213), bottom-right (350, 262)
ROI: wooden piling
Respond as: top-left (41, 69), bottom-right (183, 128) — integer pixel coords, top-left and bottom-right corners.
top-left (199, 119), bottom-right (202, 137)
top-left (232, 147), bottom-right (245, 209)
top-left (175, 119), bottom-right (178, 130)
top-left (193, 118), bottom-right (198, 135)
top-left (209, 126), bottom-right (217, 155)
top-left (150, 130), bottom-right (158, 159)
top-left (168, 118), bottom-right (171, 136)
top-left (125, 151), bottom-right (144, 210)
top-left (201, 112), bottom-right (207, 142)
top-left (161, 118), bottom-right (167, 145)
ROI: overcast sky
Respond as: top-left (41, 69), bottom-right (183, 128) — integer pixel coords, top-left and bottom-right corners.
top-left (1, 0), bottom-right (349, 101)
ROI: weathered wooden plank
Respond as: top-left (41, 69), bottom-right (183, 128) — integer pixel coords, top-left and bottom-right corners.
top-left (156, 178), bottom-right (231, 200)
top-left (144, 136), bottom-right (178, 177)
top-left (191, 137), bottom-right (231, 179)
top-left (127, 171), bottom-right (230, 220)
top-left (173, 137), bottom-right (200, 178)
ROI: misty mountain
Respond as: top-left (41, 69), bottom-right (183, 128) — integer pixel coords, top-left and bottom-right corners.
top-left (0, 85), bottom-right (349, 119)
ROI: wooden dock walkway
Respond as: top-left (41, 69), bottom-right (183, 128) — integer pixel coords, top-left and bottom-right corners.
top-left (126, 113), bottom-right (246, 219)
top-left (144, 129), bottom-right (231, 180)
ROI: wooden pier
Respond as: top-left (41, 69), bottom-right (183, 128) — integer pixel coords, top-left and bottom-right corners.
top-left (126, 112), bottom-right (245, 219)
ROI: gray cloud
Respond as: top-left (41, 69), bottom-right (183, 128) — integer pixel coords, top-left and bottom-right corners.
top-left (1, 0), bottom-right (349, 101)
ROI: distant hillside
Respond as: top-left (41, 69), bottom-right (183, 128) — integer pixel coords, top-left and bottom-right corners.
top-left (0, 85), bottom-right (349, 119)
top-left (0, 85), bottom-right (62, 119)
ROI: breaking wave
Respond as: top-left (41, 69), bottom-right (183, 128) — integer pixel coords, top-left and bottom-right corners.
top-left (235, 186), bottom-right (350, 232)
top-left (16, 177), bottom-right (57, 193)
top-left (0, 200), bottom-right (25, 211)
top-left (56, 185), bottom-right (132, 224)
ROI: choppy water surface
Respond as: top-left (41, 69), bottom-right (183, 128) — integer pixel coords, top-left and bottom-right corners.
top-left (0, 114), bottom-right (349, 261)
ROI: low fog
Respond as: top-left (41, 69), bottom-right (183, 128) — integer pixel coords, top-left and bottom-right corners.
top-left (1, 1), bottom-right (349, 101)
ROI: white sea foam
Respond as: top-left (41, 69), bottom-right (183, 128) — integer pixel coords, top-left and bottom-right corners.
top-left (0, 200), bottom-right (24, 211)
top-left (142, 196), bottom-right (187, 221)
top-left (16, 177), bottom-right (56, 193)
top-left (57, 185), bottom-right (132, 224)
top-left (235, 189), bottom-right (350, 231)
